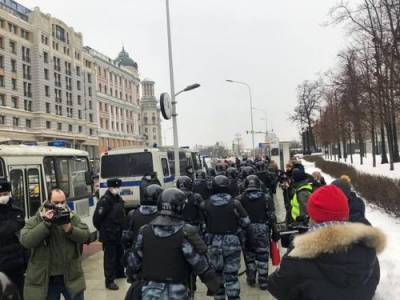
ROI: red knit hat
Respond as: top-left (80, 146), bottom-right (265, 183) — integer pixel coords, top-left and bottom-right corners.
top-left (307, 185), bottom-right (349, 223)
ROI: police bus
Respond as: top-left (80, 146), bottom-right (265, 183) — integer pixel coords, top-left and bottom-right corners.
top-left (99, 147), bottom-right (175, 209)
top-left (0, 144), bottom-right (97, 242)
top-left (160, 147), bottom-right (204, 178)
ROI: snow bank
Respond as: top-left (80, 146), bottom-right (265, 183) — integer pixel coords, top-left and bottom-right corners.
top-left (303, 160), bottom-right (400, 299)
top-left (324, 153), bottom-right (400, 180)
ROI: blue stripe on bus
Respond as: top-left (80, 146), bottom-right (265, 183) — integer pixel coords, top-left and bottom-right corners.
top-left (67, 201), bottom-right (74, 210)
top-left (164, 176), bottom-right (175, 183)
top-left (99, 180), bottom-right (142, 189)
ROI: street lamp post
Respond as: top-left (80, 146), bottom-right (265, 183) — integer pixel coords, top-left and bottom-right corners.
top-left (226, 80), bottom-right (255, 157)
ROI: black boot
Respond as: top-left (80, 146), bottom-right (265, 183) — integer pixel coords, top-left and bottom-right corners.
top-left (106, 281), bottom-right (119, 290)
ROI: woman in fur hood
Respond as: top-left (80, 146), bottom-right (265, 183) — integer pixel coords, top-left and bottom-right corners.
top-left (267, 185), bottom-right (386, 300)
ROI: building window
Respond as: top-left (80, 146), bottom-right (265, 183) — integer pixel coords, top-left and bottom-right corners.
top-left (0, 94), bottom-right (4, 106)
top-left (87, 73), bottom-right (92, 83)
top-left (0, 55), bottom-right (3, 69)
top-left (46, 102), bottom-right (50, 113)
top-left (9, 40), bottom-right (16, 54)
top-left (98, 84), bottom-right (102, 93)
top-left (45, 85), bottom-right (50, 97)
top-left (89, 114), bottom-right (93, 122)
top-left (0, 36), bottom-right (3, 49)
top-left (11, 59), bottom-right (16, 72)
top-left (24, 100), bottom-right (32, 111)
top-left (88, 87), bottom-right (92, 97)
top-left (0, 115), bottom-right (4, 125)
top-left (68, 124), bottom-right (72, 132)
top-left (26, 119), bottom-right (31, 128)
top-left (89, 128), bottom-right (93, 136)
top-left (78, 110), bottom-right (82, 119)
top-left (44, 68), bottom-right (49, 80)
top-left (11, 97), bottom-right (17, 108)
top-left (77, 80), bottom-right (81, 90)
top-left (77, 95), bottom-right (81, 105)
top-left (0, 75), bottom-right (4, 87)
top-left (12, 117), bottom-right (19, 127)
top-left (89, 101), bottom-right (92, 110)
top-left (43, 51), bottom-right (48, 63)
top-left (12, 79), bottom-right (17, 90)
top-left (46, 121), bottom-right (51, 129)
top-left (57, 123), bottom-right (62, 131)
top-left (76, 66), bottom-right (80, 76)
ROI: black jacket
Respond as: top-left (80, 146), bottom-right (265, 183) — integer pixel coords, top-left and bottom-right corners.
top-left (267, 223), bottom-right (385, 300)
top-left (0, 200), bottom-right (27, 274)
top-left (93, 190), bottom-right (126, 243)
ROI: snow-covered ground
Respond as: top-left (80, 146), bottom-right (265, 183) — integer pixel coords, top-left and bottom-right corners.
top-left (323, 153), bottom-right (400, 180)
top-left (303, 160), bottom-right (400, 300)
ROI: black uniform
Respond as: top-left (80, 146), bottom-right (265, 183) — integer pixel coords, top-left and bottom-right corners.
top-left (182, 191), bottom-right (204, 227)
top-left (0, 199), bottom-right (27, 298)
top-left (139, 174), bottom-right (162, 202)
top-left (193, 178), bottom-right (212, 200)
top-left (93, 190), bottom-right (126, 286)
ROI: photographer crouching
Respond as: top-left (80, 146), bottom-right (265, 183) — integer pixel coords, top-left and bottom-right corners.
top-left (20, 188), bottom-right (90, 300)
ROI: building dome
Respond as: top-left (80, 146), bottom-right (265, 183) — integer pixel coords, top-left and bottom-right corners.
top-left (115, 47), bottom-right (138, 69)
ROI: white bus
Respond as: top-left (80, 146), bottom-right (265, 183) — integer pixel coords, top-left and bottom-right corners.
top-left (99, 147), bottom-right (175, 209)
top-left (0, 145), bottom-right (97, 242)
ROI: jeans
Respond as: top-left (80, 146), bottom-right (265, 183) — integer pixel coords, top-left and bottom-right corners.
top-left (47, 276), bottom-right (84, 300)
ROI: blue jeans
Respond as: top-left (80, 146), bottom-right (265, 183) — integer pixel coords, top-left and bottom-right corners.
top-left (47, 276), bottom-right (84, 300)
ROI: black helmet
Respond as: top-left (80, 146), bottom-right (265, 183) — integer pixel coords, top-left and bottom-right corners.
top-left (256, 161), bottom-right (266, 172)
top-left (241, 166), bottom-right (255, 178)
top-left (158, 188), bottom-right (186, 217)
top-left (244, 175), bottom-right (261, 192)
top-left (142, 184), bottom-right (163, 206)
top-left (207, 168), bottom-right (216, 177)
top-left (176, 176), bottom-right (193, 191)
top-left (196, 170), bottom-right (206, 180)
top-left (212, 175), bottom-right (230, 194)
top-left (226, 167), bottom-right (238, 179)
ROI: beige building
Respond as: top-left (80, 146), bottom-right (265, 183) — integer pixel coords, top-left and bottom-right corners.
top-left (87, 47), bottom-right (143, 153)
top-left (0, 2), bottom-right (98, 157)
top-left (141, 78), bottom-right (162, 147)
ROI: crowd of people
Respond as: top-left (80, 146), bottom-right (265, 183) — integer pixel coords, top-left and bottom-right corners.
top-left (0, 155), bottom-right (386, 300)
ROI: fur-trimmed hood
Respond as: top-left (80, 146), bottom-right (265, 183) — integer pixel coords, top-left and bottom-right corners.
top-left (289, 223), bottom-right (386, 259)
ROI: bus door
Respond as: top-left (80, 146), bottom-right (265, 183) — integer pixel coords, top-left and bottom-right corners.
top-left (160, 154), bottom-right (174, 188)
top-left (8, 165), bottom-right (43, 218)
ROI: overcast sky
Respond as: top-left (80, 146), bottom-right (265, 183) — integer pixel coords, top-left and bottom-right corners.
top-left (20, 0), bottom-right (347, 149)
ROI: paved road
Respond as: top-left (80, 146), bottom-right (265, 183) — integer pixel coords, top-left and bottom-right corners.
top-left (83, 190), bottom-right (287, 300)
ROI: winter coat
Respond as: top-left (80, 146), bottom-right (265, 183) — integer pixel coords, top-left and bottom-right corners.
top-left (267, 223), bottom-right (386, 300)
top-left (93, 190), bottom-right (126, 244)
top-left (20, 204), bottom-right (90, 300)
top-left (0, 200), bottom-right (27, 275)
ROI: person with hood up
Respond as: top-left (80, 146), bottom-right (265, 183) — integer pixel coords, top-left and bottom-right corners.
top-left (267, 185), bottom-right (386, 300)
top-left (332, 175), bottom-right (371, 225)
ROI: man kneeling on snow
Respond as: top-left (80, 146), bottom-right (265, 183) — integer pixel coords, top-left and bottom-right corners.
top-left (267, 185), bottom-right (386, 300)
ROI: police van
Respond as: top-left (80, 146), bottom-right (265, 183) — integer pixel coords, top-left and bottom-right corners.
top-left (0, 144), bottom-right (97, 242)
top-left (160, 147), bottom-right (204, 178)
top-left (99, 147), bottom-right (175, 209)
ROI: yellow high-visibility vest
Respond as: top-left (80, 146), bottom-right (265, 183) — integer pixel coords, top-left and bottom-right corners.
top-left (290, 183), bottom-right (313, 221)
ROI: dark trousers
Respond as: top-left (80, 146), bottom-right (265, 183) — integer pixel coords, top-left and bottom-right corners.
top-left (103, 243), bottom-right (124, 283)
top-left (47, 276), bottom-right (84, 300)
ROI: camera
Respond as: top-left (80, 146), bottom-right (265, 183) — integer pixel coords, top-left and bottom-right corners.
top-left (44, 202), bottom-right (71, 225)
top-left (276, 221), bottom-right (309, 248)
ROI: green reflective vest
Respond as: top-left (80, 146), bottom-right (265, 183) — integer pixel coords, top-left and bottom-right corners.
top-left (290, 183), bottom-right (313, 221)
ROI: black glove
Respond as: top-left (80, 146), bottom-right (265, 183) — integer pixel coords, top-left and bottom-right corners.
top-left (200, 269), bottom-right (223, 295)
top-left (271, 223), bottom-right (280, 242)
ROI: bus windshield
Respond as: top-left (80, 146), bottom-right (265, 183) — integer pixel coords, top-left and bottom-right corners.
top-left (44, 156), bottom-right (90, 200)
top-left (101, 152), bottom-right (153, 178)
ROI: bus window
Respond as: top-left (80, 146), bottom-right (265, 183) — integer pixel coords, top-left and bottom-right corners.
top-left (0, 159), bottom-right (4, 178)
top-left (71, 158), bottom-right (90, 199)
top-left (27, 168), bottom-right (41, 216)
top-left (56, 158), bottom-right (70, 196)
top-left (101, 152), bottom-right (153, 178)
top-left (161, 158), bottom-right (170, 177)
top-left (9, 169), bottom-right (26, 215)
top-left (44, 157), bottom-right (57, 194)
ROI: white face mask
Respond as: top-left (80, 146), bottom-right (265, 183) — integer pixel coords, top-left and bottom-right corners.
top-left (0, 195), bottom-right (10, 205)
top-left (110, 188), bottom-right (120, 195)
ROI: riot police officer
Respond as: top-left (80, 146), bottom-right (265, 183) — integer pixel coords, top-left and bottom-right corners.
top-left (93, 178), bottom-right (126, 290)
top-left (226, 167), bottom-right (240, 197)
top-left (140, 172), bottom-right (162, 203)
top-left (0, 180), bottom-right (27, 298)
top-left (238, 175), bottom-right (278, 290)
top-left (127, 188), bottom-right (222, 299)
top-left (200, 175), bottom-right (252, 300)
top-left (176, 176), bottom-right (204, 227)
top-left (239, 166), bottom-right (256, 194)
top-left (193, 170), bottom-right (212, 200)
top-left (122, 184), bottom-right (161, 251)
